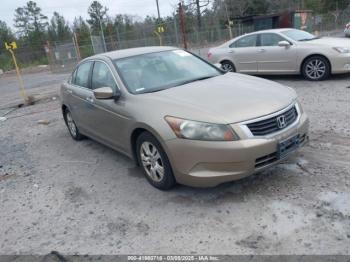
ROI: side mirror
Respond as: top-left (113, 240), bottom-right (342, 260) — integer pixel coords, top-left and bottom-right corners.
top-left (278, 41), bottom-right (291, 47)
top-left (93, 87), bottom-right (115, 100)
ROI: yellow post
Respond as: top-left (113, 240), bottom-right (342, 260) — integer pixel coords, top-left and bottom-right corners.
top-left (8, 48), bottom-right (28, 102)
top-left (154, 31), bottom-right (163, 46)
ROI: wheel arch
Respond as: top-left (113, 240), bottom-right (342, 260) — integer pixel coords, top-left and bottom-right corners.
top-left (219, 59), bottom-right (236, 71)
top-left (61, 104), bottom-right (68, 123)
top-left (130, 125), bottom-right (170, 165)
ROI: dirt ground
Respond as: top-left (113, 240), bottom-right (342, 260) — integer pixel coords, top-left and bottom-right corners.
top-left (0, 71), bottom-right (350, 255)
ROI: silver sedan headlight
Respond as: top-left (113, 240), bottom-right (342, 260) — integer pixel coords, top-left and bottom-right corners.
top-left (333, 47), bottom-right (350, 53)
top-left (165, 116), bottom-right (238, 141)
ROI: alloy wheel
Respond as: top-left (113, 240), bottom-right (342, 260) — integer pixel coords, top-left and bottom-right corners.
top-left (221, 62), bottom-right (234, 72)
top-left (140, 141), bottom-right (164, 182)
top-left (305, 59), bottom-right (326, 80)
top-left (66, 112), bottom-right (77, 137)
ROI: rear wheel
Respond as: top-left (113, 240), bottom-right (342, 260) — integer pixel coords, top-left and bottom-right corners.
top-left (302, 56), bottom-right (330, 81)
top-left (136, 132), bottom-right (176, 190)
top-left (64, 109), bottom-right (84, 140)
top-left (221, 60), bottom-right (235, 72)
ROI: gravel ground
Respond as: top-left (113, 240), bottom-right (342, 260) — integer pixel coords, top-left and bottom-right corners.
top-left (0, 71), bottom-right (68, 109)
top-left (0, 72), bottom-right (350, 255)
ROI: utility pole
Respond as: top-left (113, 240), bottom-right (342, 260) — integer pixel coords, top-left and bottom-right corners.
top-left (73, 32), bottom-right (81, 61)
top-left (179, 1), bottom-right (187, 49)
top-left (223, 0), bottom-right (233, 39)
top-left (155, 0), bottom-right (163, 46)
top-left (156, 0), bottom-right (161, 21)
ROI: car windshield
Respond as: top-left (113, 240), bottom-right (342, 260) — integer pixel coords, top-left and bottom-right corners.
top-left (281, 29), bottom-right (318, 41)
top-left (113, 50), bottom-right (222, 94)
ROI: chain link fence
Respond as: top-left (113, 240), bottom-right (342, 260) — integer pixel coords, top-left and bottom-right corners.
top-left (46, 41), bottom-right (79, 73)
top-left (2, 11), bottom-right (349, 74)
top-left (46, 23), bottom-right (255, 73)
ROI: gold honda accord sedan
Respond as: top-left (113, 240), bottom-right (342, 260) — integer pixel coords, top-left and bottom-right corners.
top-left (60, 46), bottom-right (309, 190)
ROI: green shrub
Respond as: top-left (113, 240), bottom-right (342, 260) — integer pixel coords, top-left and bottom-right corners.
top-left (0, 52), bottom-right (14, 71)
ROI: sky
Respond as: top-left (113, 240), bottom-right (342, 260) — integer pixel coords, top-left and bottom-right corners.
top-left (1, 0), bottom-right (179, 29)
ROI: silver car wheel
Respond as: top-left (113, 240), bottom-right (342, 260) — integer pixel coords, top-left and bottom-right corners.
top-left (140, 141), bottom-right (164, 182)
top-left (221, 62), bottom-right (234, 72)
top-left (305, 59), bottom-right (326, 80)
top-left (66, 112), bottom-right (77, 137)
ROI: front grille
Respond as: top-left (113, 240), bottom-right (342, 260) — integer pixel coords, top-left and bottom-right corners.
top-left (247, 106), bottom-right (298, 136)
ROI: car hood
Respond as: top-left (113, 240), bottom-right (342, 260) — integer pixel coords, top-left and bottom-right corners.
top-left (303, 37), bottom-right (350, 47)
top-left (147, 73), bottom-right (297, 124)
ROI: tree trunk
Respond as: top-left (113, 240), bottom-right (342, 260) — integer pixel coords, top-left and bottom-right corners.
top-left (196, 0), bottom-right (201, 30)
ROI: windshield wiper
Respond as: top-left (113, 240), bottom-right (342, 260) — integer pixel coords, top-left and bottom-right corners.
top-left (137, 88), bottom-right (168, 94)
top-left (137, 75), bottom-right (218, 94)
top-left (299, 37), bottom-right (320, 41)
top-left (174, 75), bottom-right (217, 87)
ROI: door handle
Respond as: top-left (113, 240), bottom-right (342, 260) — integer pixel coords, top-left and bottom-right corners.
top-left (66, 89), bottom-right (73, 94)
top-left (229, 50), bottom-right (234, 53)
top-left (86, 97), bottom-right (94, 103)
top-left (259, 49), bottom-right (266, 53)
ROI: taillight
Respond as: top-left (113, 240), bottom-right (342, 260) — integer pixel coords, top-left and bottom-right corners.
top-left (207, 52), bottom-right (212, 59)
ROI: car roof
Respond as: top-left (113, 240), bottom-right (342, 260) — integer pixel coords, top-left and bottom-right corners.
top-left (244, 28), bottom-right (295, 35)
top-left (87, 46), bottom-right (178, 61)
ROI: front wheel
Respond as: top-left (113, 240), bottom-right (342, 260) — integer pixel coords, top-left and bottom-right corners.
top-left (302, 56), bottom-right (330, 81)
top-left (136, 132), bottom-right (176, 190)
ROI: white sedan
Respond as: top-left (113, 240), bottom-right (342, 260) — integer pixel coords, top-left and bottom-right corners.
top-left (208, 28), bottom-right (350, 81)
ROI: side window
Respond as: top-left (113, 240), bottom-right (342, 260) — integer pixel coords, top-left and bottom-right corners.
top-left (73, 62), bottom-right (92, 88)
top-left (260, 33), bottom-right (285, 47)
top-left (230, 35), bottom-right (257, 48)
top-left (91, 62), bottom-right (117, 90)
top-left (70, 69), bottom-right (77, 84)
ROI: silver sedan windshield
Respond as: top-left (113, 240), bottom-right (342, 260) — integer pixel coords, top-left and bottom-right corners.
top-left (281, 29), bottom-right (317, 41)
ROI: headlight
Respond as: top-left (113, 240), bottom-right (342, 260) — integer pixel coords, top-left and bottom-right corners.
top-left (165, 116), bottom-right (238, 141)
top-left (333, 47), bottom-right (350, 53)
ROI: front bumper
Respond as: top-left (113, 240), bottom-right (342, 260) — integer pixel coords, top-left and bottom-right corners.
top-left (331, 53), bottom-right (350, 74)
top-left (164, 111), bottom-right (309, 187)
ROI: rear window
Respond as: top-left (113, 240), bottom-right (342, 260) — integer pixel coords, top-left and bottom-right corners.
top-left (230, 35), bottom-right (257, 48)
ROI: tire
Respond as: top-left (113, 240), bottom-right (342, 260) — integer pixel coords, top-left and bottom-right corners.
top-left (221, 60), bottom-right (236, 72)
top-left (136, 132), bottom-right (176, 190)
top-left (63, 108), bottom-right (84, 141)
top-left (302, 56), bottom-right (330, 81)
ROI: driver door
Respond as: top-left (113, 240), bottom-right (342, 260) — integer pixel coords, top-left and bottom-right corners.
top-left (86, 61), bottom-right (130, 152)
top-left (257, 33), bottom-right (297, 73)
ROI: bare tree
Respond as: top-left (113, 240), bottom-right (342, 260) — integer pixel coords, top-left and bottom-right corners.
top-left (186, 0), bottom-right (210, 29)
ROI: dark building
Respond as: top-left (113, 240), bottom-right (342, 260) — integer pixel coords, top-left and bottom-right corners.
top-left (234, 10), bottom-right (313, 32)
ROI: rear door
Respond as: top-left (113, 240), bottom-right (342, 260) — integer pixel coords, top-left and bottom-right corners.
top-left (257, 33), bottom-right (297, 73)
top-left (228, 34), bottom-right (258, 73)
